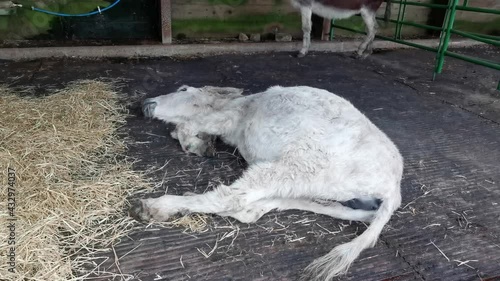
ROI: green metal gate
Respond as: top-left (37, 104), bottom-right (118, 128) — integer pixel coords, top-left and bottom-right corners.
top-left (329, 0), bottom-right (500, 90)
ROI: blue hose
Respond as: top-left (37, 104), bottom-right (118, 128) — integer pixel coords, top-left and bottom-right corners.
top-left (30, 0), bottom-right (121, 17)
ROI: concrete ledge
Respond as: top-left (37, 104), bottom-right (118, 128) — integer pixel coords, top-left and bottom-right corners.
top-left (0, 39), bottom-right (485, 60)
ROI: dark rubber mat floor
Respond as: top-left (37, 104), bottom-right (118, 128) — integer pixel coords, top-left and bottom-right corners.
top-left (2, 47), bottom-right (499, 281)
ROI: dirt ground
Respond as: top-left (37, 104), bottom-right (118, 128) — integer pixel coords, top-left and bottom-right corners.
top-left (1, 46), bottom-right (499, 281)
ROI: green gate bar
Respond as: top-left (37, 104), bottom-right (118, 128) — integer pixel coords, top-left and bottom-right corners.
top-left (434, 0), bottom-right (459, 78)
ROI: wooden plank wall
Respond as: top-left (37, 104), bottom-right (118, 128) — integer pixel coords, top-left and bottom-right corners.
top-left (171, 0), bottom-right (302, 39)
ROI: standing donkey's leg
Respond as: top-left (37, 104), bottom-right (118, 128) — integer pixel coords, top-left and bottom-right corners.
top-left (357, 8), bottom-right (378, 58)
top-left (298, 6), bottom-right (313, 58)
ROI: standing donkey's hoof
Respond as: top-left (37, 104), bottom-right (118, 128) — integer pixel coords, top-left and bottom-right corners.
top-left (350, 52), bottom-right (360, 59)
top-left (352, 51), bottom-right (369, 60)
top-left (297, 52), bottom-right (307, 58)
top-left (358, 53), bottom-right (370, 60)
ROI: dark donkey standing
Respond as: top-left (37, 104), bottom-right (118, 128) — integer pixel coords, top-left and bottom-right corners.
top-left (291, 0), bottom-right (392, 58)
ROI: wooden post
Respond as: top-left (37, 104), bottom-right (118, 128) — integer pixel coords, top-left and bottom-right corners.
top-left (160, 0), bottom-right (172, 44)
top-left (321, 18), bottom-right (331, 41)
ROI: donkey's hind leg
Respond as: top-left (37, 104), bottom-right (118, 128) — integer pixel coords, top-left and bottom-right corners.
top-left (225, 198), bottom-right (376, 223)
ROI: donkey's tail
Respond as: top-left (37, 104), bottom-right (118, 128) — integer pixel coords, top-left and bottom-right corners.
top-left (301, 190), bottom-right (401, 281)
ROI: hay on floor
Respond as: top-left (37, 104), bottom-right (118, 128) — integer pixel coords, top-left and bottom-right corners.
top-left (0, 80), bottom-right (202, 280)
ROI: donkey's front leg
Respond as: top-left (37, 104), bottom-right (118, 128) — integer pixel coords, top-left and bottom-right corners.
top-left (129, 162), bottom-right (276, 222)
top-left (175, 110), bottom-right (238, 156)
top-left (298, 7), bottom-right (313, 58)
top-left (129, 161), bottom-right (290, 223)
top-left (175, 123), bottom-right (216, 157)
top-left (129, 184), bottom-right (240, 222)
top-left (170, 126), bottom-right (179, 140)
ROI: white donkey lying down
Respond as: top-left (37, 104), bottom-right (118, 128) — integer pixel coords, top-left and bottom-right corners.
top-left (132, 85), bottom-right (403, 280)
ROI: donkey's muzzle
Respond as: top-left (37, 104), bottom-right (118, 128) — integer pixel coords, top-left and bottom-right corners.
top-left (142, 98), bottom-right (157, 118)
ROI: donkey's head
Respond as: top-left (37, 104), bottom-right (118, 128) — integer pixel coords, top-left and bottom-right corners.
top-left (142, 85), bottom-right (243, 122)
top-left (142, 85), bottom-right (243, 157)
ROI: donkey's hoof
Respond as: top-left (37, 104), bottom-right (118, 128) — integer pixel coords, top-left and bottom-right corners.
top-left (353, 51), bottom-right (370, 60)
top-left (359, 53), bottom-right (370, 60)
top-left (297, 52), bottom-right (307, 58)
top-left (170, 129), bottom-right (179, 140)
top-left (129, 199), bottom-right (152, 222)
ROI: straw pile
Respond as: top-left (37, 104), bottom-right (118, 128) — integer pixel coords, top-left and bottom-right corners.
top-left (0, 80), bottom-right (153, 280)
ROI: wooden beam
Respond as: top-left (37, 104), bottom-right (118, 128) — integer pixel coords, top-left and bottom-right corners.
top-left (322, 18), bottom-right (331, 41)
top-left (160, 0), bottom-right (172, 44)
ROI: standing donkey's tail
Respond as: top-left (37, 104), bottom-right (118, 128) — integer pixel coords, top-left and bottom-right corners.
top-left (301, 189), bottom-right (401, 281)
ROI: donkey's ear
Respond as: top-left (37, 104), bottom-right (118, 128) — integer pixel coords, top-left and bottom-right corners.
top-left (201, 86), bottom-right (244, 98)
